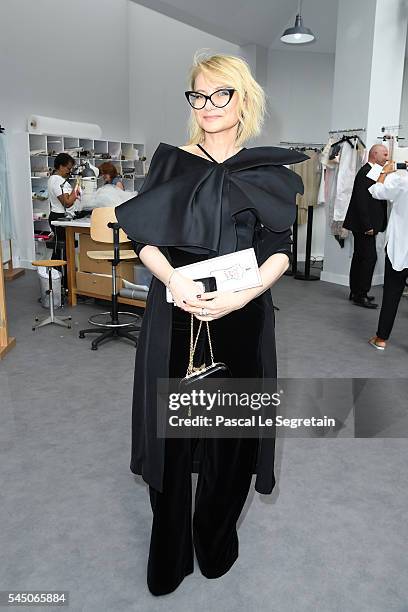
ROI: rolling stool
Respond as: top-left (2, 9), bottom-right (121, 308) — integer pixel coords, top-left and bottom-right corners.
top-left (31, 260), bottom-right (72, 331)
top-left (78, 207), bottom-right (141, 350)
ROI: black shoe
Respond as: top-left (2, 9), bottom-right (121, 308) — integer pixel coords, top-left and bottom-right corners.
top-left (349, 292), bottom-right (375, 302)
top-left (352, 297), bottom-right (378, 309)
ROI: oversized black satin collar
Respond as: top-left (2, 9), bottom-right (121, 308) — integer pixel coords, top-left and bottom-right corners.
top-left (115, 142), bottom-right (308, 254)
top-left (160, 141), bottom-right (306, 170)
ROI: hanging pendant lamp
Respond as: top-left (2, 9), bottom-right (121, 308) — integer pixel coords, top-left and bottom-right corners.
top-left (280, 0), bottom-right (315, 44)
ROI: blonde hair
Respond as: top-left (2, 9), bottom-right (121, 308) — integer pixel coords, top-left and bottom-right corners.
top-left (186, 51), bottom-right (266, 147)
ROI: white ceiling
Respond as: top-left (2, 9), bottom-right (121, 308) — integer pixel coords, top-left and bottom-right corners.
top-left (131, 0), bottom-right (339, 53)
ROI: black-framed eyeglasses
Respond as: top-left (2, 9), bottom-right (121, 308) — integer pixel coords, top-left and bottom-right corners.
top-left (184, 88), bottom-right (236, 110)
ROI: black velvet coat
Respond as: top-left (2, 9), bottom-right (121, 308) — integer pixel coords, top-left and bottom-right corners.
top-left (115, 142), bottom-right (307, 495)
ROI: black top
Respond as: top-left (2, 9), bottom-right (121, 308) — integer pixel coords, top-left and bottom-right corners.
top-left (115, 142), bottom-right (308, 259)
top-left (343, 163), bottom-right (388, 234)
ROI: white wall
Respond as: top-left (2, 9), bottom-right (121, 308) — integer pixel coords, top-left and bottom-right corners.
top-left (0, 0), bottom-right (130, 265)
top-left (0, 0), bottom-right (130, 139)
top-left (399, 55), bottom-right (408, 141)
top-left (265, 50), bottom-right (335, 146)
top-left (265, 50), bottom-right (336, 259)
top-left (127, 2), bottom-right (240, 158)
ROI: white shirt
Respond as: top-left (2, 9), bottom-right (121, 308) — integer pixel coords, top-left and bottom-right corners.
top-left (333, 140), bottom-right (359, 221)
top-left (48, 174), bottom-right (73, 214)
top-left (369, 171), bottom-right (408, 271)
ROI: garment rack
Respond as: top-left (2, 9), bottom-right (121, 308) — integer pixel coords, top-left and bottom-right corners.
top-left (280, 143), bottom-right (321, 281)
top-left (280, 141), bottom-right (324, 148)
top-left (294, 206), bottom-right (320, 282)
top-left (381, 124), bottom-right (402, 133)
top-left (377, 127), bottom-right (404, 142)
top-left (328, 128), bottom-right (366, 134)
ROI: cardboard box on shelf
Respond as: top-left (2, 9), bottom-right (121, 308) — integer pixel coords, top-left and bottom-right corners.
top-left (76, 271), bottom-right (128, 296)
top-left (76, 271), bottom-right (117, 296)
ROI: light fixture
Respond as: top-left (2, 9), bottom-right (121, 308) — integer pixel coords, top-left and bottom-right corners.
top-left (81, 161), bottom-right (99, 178)
top-left (280, 0), bottom-right (315, 45)
top-left (78, 161), bottom-right (99, 200)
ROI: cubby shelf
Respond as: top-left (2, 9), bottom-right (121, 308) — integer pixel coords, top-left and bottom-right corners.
top-left (28, 133), bottom-right (146, 259)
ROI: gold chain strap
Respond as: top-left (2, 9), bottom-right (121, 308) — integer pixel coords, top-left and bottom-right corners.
top-left (187, 313), bottom-right (215, 375)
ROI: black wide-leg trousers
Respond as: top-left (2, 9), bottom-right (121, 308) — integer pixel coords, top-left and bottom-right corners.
top-left (147, 299), bottom-right (263, 596)
top-left (377, 252), bottom-right (408, 340)
top-left (349, 232), bottom-right (378, 299)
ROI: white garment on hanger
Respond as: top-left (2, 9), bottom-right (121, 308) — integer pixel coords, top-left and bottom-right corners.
top-left (317, 170), bottom-right (325, 204)
top-left (317, 137), bottom-right (335, 205)
top-left (320, 137), bottom-right (334, 168)
top-left (333, 139), bottom-right (358, 222)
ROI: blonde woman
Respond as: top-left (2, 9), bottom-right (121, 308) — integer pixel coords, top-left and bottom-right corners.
top-left (116, 52), bottom-right (307, 596)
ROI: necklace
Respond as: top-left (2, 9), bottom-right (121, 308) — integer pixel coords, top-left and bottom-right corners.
top-left (196, 143), bottom-right (243, 163)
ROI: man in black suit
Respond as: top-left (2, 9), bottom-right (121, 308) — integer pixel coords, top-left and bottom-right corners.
top-left (343, 144), bottom-right (389, 308)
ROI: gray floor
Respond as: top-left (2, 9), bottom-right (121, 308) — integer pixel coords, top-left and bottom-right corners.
top-left (1, 271), bottom-right (407, 612)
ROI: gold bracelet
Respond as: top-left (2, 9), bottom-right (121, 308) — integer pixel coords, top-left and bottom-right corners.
top-left (166, 269), bottom-right (176, 288)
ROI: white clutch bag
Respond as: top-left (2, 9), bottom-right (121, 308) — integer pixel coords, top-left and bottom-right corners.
top-left (166, 247), bottom-right (262, 303)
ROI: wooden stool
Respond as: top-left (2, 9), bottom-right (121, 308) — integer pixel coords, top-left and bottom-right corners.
top-left (78, 208), bottom-right (141, 350)
top-left (31, 260), bottom-right (72, 331)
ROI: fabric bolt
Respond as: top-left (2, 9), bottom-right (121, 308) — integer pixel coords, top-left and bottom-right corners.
top-left (0, 133), bottom-right (15, 241)
top-left (369, 171), bottom-right (408, 271)
top-left (115, 142), bottom-right (307, 497)
top-left (376, 251), bottom-right (408, 340)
